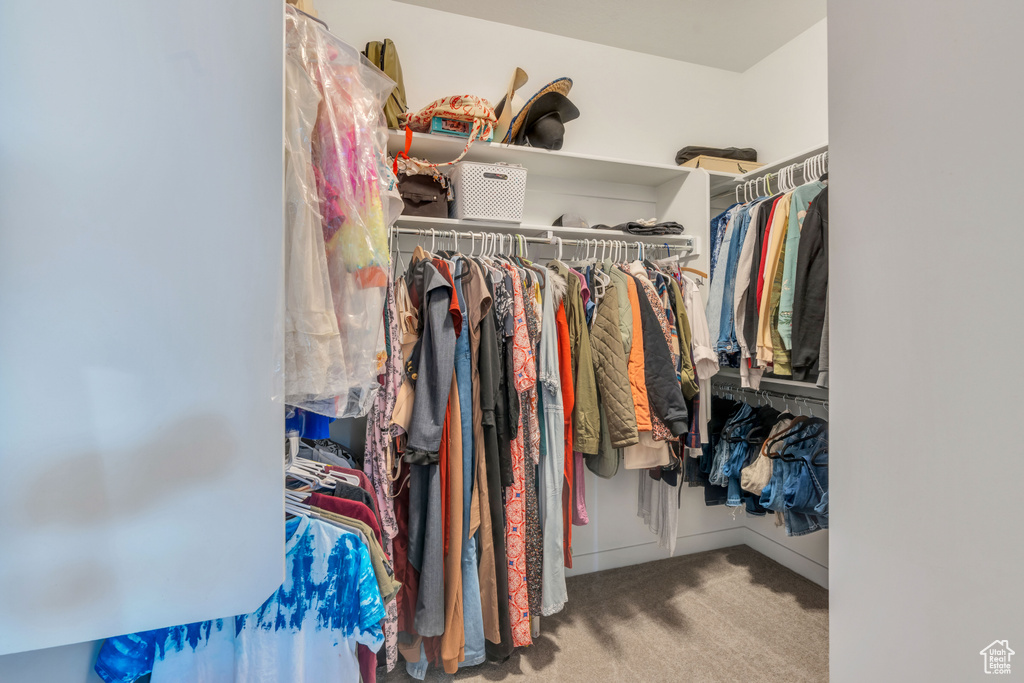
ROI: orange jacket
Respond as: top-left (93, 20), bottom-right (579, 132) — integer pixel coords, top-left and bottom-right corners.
top-left (624, 277), bottom-right (651, 431)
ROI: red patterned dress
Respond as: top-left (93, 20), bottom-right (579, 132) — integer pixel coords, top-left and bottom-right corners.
top-left (502, 264), bottom-right (536, 647)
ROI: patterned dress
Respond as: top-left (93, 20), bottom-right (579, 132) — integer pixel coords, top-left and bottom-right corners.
top-left (503, 264), bottom-right (536, 647)
top-left (521, 272), bottom-right (544, 616)
top-left (362, 274), bottom-right (402, 670)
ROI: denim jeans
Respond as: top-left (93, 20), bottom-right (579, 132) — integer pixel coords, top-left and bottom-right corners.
top-left (709, 436), bottom-right (731, 487)
top-left (405, 641), bottom-right (428, 680)
top-left (759, 457), bottom-right (786, 512)
top-left (745, 494), bottom-right (767, 515)
top-left (717, 206), bottom-right (752, 358)
top-left (709, 205), bottom-right (737, 277)
top-left (454, 262), bottom-right (486, 667)
top-left (784, 509), bottom-right (823, 536)
top-left (724, 433), bottom-right (754, 507)
top-left (705, 210), bottom-right (737, 347)
top-left (785, 431), bottom-right (829, 535)
top-left (538, 288), bottom-right (568, 616)
top-left (780, 427), bottom-right (827, 510)
top-left (711, 403), bottom-right (752, 488)
top-left (814, 491), bottom-right (829, 517)
top-left (459, 535), bottom-right (486, 666)
top-left (759, 422), bottom-right (829, 535)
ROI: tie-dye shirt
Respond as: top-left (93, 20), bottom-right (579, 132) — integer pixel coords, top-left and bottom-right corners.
top-left (94, 517), bottom-right (384, 683)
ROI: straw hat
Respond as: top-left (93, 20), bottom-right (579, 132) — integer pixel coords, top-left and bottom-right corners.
top-left (502, 77), bottom-right (574, 144)
top-left (492, 67), bottom-right (529, 141)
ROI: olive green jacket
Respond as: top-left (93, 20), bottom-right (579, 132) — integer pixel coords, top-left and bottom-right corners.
top-left (552, 261), bottom-right (600, 454)
top-left (590, 279), bottom-right (639, 448)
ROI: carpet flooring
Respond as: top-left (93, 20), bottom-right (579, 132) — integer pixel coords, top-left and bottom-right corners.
top-left (382, 545), bottom-right (829, 683)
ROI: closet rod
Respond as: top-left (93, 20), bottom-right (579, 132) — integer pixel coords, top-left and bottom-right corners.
top-left (392, 226), bottom-right (695, 253)
top-left (711, 380), bottom-right (829, 408)
top-left (734, 150), bottom-right (829, 204)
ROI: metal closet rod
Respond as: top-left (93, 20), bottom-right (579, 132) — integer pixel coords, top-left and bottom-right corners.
top-left (711, 380), bottom-right (829, 407)
top-left (735, 150), bottom-right (829, 204)
top-left (392, 226), bottom-right (695, 253)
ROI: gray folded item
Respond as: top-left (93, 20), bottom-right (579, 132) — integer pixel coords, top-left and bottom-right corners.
top-left (593, 221), bottom-right (685, 236)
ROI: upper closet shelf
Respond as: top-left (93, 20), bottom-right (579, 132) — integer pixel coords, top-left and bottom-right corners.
top-left (387, 131), bottom-right (695, 187)
top-left (709, 142), bottom-right (829, 197)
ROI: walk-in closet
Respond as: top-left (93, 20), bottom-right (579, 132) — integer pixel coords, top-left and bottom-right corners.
top-left (1, 1), bottom-right (1022, 682)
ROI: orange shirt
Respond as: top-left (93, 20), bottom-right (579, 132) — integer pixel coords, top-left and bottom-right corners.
top-left (555, 301), bottom-right (575, 567)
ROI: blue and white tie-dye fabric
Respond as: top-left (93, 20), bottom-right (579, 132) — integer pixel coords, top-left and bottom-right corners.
top-left (94, 517), bottom-right (385, 683)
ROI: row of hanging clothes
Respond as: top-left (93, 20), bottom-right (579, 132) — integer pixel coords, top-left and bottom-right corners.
top-left (689, 381), bottom-right (829, 537)
top-left (707, 151), bottom-right (830, 389)
top-left (365, 226), bottom-right (720, 678)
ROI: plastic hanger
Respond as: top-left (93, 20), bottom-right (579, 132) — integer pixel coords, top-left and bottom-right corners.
top-left (774, 418), bottom-right (826, 461)
top-left (551, 235), bottom-right (563, 261)
top-left (722, 410), bottom-right (759, 442)
top-left (656, 242), bottom-right (707, 279)
top-left (778, 425), bottom-right (826, 462)
top-left (292, 454), bottom-right (361, 487)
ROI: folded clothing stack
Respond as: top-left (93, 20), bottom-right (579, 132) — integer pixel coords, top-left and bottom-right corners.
top-left (593, 220), bottom-right (685, 236)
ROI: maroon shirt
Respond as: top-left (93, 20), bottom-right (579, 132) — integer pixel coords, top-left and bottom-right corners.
top-left (307, 492), bottom-right (384, 551)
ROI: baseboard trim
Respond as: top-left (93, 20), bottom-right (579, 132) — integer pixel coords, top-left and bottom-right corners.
top-left (565, 528), bottom-right (747, 576)
top-left (564, 526), bottom-right (829, 588)
top-left (741, 527), bottom-right (829, 588)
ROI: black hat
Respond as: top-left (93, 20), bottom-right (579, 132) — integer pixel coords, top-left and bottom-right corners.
top-left (511, 91), bottom-right (580, 150)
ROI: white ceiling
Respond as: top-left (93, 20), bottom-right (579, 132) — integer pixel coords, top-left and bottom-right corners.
top-left (393, 0), bottom-right (827, 72)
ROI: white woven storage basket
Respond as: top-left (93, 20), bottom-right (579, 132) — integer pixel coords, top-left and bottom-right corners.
top-left (450, 162), bottom-right (527, 223)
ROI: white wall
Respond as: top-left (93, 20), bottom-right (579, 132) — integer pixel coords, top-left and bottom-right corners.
top-left (326, 2), bottom-right (826, 168)
top-left (737, 19), bottom-right (829, 163)
top-left (324, 0), bottom-right (747, 165)
top-left (829, 1), bottom-right (1024, 681)
top-left (0, 0), bottom-right (283, 679)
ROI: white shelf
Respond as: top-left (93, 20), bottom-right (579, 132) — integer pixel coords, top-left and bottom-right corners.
top-left (393, 215), bottom-right (699, 251)
top-left (709, 142), bottom-right (829, 197)
top-left (715, 366), bottom-right (828, 392)
top-left (388, 131), bottom-right (694, 187)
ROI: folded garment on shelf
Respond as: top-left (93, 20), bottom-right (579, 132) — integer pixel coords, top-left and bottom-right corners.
top-left (593, 221), bottom-right (685, 236)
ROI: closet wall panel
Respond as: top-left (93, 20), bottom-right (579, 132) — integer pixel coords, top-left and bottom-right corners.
top-left (829, 1), bottom-right (1024, 680)
top-left (0, 0), bottom-right (284, 656)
